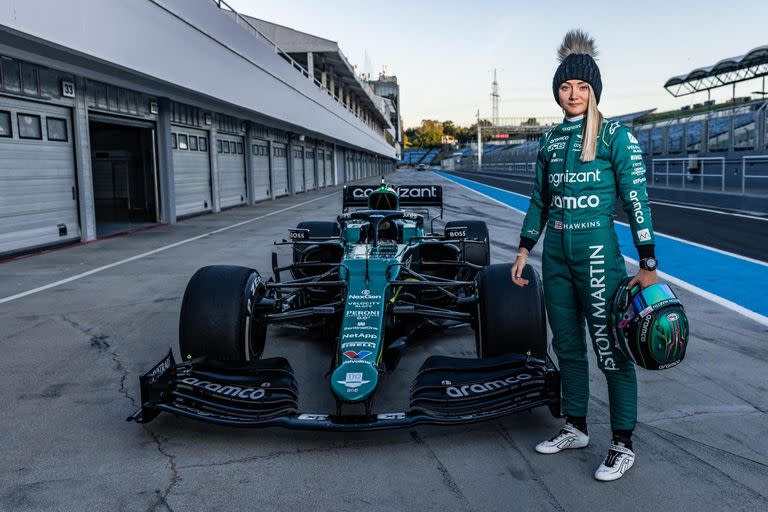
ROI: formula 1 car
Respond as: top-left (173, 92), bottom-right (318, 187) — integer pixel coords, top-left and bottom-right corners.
top-left (128, 181), bottom-right (561, 430)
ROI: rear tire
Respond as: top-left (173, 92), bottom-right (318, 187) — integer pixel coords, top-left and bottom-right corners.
top-left (474, 263), bottom-right (546, 358)
top-left (445, 220), bottom-right (490, 267)
top-left (179, 265), bottom-right (267, 364)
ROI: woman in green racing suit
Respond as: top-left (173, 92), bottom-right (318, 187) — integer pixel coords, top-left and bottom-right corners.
top-left (510, 29), bottom-right (660, 482)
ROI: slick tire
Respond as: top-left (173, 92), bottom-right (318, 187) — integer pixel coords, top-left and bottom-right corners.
top-left (179, 265), bottom-right (266, 364)
top-left (475, 263), bottom-right (546, 359)
top-left (444, 220), bottom-right (490, 267)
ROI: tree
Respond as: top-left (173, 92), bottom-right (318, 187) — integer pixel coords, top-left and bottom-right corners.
top-left (403, 119), bottom-right (495, 147)
top-left (442, 120), bottom-right (457, 137)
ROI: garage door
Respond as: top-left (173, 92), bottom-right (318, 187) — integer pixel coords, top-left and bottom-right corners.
top-left (325, 150), bottom-right (333, 185)
top-left (0, 96), bottom-right (79, 255)
top-left (317, 149), bottom-right (325, 188)
top-left (217, 134), bottom-right (247, 208)
top-left (272, 143), bottom-right (289, 197)
top-left (251, 139), bottom-right (270, 202)
top-left (305, 148), bottom-right (316, 191)
top-left (172, 126), bottom-right (211, 217)
top-left (292, 147), bottom-right (305, 193)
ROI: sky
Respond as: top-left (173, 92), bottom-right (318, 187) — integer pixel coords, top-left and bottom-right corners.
top-left (226, 0), bottom-right (768, 128)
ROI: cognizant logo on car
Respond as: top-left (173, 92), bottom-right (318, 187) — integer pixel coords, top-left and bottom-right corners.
top-left (550, 195), bottom-right (600, 209)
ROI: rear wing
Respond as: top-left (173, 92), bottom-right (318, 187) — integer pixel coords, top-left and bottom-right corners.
top-left (342, 185), bottom-right (443, 212)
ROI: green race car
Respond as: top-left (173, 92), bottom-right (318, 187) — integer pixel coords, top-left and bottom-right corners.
top-left (129, 181), bottom-right (561, 430)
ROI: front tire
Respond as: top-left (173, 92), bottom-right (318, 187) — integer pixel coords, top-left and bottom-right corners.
top-left (179, 265), bottom-right (267, 364)
top-left (474, 263), bottom-right (546, 358)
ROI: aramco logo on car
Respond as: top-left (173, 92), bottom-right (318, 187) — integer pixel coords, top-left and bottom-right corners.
top-left (444, 373), bottom-right (533, 398)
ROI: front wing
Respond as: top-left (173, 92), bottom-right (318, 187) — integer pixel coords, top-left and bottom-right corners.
top-left (128, 351), bottom-right (561, 431)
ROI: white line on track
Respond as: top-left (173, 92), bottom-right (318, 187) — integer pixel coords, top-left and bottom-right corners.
top-left (437, 172), bottom-right (768, 328)
top-left (452, 171), bottom-right (768, 221)
top-left (0, 192), bottom-right (338, 306)
top-left (646, 199), bottom-right (768, 221)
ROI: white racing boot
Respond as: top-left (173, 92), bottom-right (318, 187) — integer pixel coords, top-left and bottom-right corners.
top-left (535, 424), bottom-right (590, 454)
top-left (594, 442), bottom-right (635, 481)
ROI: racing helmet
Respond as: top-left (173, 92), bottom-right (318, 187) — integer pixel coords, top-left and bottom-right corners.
top-left (368, 184), bottom-right (399, 211)
top-left (610, 278), bottom-right (689, 370)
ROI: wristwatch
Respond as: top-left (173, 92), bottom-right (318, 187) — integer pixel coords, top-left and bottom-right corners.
top-left (639, 257), bottom-right (658, 271)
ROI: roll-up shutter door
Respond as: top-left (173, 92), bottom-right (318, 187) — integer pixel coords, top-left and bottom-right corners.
top-left (272, 143), bottom-right (289, 197)
top-left (173, 126), bottom-right (212, 217)
top-left (305, 148), bottom-right (315, 191)
top-left (0, 97), bottom-right (79, 255)
top-left (251, 139), bottom-right (270, 202)
top-left (317, 149), bottom-right (325, 188)
top-left (337, 150), bottom-right (346, 183)
top-left (292, 147), bottom-right (305, 193)
top-left (217, 134), bottom-right (247, 208)
top-left (325, 151), bottom-right (333, 185)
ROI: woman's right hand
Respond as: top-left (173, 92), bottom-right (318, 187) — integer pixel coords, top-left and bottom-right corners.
top-left (511, 249), bottom-right (530, 287)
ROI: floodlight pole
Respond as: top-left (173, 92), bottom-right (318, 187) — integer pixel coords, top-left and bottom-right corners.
top-left (477, 109), bottom-right (482, 171)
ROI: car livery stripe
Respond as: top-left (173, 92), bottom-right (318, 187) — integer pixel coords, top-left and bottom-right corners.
top-left (435, 171), bottom-right (768, 325)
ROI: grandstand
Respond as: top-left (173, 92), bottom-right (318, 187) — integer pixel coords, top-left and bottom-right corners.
top-left (451, 44), bottom-right (768, 211)
top-left (399, 147), bottom-right (441, 166)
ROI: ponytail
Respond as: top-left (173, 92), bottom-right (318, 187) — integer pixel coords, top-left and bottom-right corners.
top-left (580, 84), bottom-right (603, 162)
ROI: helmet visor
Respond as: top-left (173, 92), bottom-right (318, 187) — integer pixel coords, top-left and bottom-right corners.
top-left (618, 283), bottom-right (679, 329)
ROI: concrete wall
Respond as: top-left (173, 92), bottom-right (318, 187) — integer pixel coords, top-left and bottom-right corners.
top-left (0, 0), bottom-right (395, 158)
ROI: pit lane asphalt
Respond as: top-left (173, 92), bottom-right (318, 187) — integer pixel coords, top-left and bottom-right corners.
top-left (0, 170), bottom-right (766, 511)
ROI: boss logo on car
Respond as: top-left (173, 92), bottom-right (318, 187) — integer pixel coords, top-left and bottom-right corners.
top-left (288, 229), bottom-right (309, 240)
top-left (447, 227), bottom-right (467, 238)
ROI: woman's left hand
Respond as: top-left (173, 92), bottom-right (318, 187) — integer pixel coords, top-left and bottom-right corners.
top-left (627, 269), bottom-right (660, 290)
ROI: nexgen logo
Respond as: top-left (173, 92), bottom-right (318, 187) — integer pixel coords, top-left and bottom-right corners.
top-left (550, 195), bottom-right (600, 209)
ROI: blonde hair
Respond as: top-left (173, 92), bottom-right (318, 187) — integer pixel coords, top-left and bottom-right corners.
top-left (580, 84), bottom-right (603, 162)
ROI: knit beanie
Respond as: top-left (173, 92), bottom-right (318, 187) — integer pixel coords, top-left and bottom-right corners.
top-left (552, 29), bottom-right (602, 104)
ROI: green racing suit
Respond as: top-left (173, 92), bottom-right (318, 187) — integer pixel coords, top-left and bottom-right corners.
top-left (520, 117), bottom-right (655, 431)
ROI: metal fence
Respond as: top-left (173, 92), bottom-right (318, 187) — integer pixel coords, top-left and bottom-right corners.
top-left (458, 156), bottom-right (768, 196)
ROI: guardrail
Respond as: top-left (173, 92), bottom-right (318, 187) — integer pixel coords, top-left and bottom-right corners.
top-left (651, 157), bottom-right (726, 192)
top-left (741, 156), bottom-right (768, 194)
top-left (459, 155), bottom-right (768, 196)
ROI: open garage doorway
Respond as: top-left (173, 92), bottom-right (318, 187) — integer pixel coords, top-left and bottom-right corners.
top-left (89, 117), bottom-right (158, 237)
